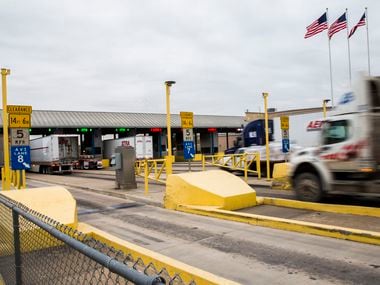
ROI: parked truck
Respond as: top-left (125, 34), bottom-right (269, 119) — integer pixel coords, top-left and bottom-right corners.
top-left (30, 135), bottom-right (79, 174)
top-left (290, 75), bottom-right (380, 201)
top-left (103, 135), bottom-right (153, 164)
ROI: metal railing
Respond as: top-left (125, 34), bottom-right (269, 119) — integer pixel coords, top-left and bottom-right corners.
top-left (0, 194), bottom-right (167, 285)
top-left (202, 152), bottom-right (261, 182)
top-left (135, 159), bottom-right (167, 195)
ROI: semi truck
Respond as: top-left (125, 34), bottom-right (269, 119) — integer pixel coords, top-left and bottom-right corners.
top-left (290, 75), bottom-right (380, 201)
top-left (103, 135), bottom-right (153, 163)
top-left (225, 119), bottom-right (274, 154)
top-left (30, 135), bottom-right (79, 174)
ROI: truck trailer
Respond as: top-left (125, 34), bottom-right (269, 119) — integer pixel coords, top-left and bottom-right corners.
top-left (290, 75), bottom-right (380, 201)
top-left (30, 135), bottom-right (79, 174)
top-left (103, 135), bottom-right (153, 162)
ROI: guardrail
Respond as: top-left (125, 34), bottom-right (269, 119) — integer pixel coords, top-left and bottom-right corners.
top-left (135, 159), bottom-right (167, 195)
top-left (0, 194), bottom-right (164, 285)
top-left (202, 152), bottom-right (261, 182)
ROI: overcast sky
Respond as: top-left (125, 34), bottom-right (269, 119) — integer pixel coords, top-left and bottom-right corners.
top-left (0, 0), bottom-right (378, 116)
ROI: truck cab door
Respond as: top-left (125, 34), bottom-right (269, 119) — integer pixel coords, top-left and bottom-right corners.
top-left (318, 119), bottom-right (353, 171)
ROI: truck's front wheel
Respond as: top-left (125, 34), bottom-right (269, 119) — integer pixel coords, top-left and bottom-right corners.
top-left (294, 172), bottom-right (323, 202)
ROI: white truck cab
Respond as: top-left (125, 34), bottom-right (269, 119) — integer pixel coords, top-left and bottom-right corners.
top-left (290, 76), bottom-right (380, 201)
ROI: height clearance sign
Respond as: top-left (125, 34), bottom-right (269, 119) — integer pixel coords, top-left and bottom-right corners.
top-left (180, 112), bottom-right (195, 159)
top-left (7, 105), bottom-right (32, 170)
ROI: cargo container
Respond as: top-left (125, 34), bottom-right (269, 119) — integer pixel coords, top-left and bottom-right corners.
top-left (103, 135), bottom-right (153, 163)
top-left (30, 135), bottom-right (79, 174)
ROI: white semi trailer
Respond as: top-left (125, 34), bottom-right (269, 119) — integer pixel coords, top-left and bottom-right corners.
top-left (30, 135), bottom-right (79, 174)
top-left (103, 135), bottom-right (153, 161)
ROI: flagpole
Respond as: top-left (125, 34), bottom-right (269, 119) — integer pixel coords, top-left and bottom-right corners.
top-left (365, 7), bottom-right (371, 76)
top-left (326, 8), bottom-right (334, 107)
top-left (346, 8), bottom-right (352, 87)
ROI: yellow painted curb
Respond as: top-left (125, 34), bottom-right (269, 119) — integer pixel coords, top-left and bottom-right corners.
top-left (78, 223), bottom-right (239, 285)
top-left (177, 205), bottom-right (380, 246)
top-left (261, 197), bottom-right (380, 217)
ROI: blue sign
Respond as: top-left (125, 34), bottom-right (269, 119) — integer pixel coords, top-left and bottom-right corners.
top-left (11, 146), bottom-right (31, 170)
top-left (282, 139), bottom-right (290, 153)
top-left (183, 141), bottom-right (195, 160)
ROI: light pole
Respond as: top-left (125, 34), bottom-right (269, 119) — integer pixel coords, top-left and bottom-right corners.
top-left (323, 99), bottom-right (330, 119)
top-left (1, 68), bottom-right (11, 190)
top-left (165, 81), bottom-right (175, 175)
top-left (262, 92), bottom-right (270, 180)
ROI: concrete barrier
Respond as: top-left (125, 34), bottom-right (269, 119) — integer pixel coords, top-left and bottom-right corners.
top-left (1, 186), bottom-right (78, 227)
top-left (165, 170), bottom-right (256, 210)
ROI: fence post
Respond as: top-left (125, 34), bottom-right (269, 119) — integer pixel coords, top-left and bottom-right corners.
top-left (257, 153), bottom-right (261, 180)
top-left (144, 160), bottom-right (149, 195)
top-left (12, 209), bottom-right (22, 285)
top-left (244, 155), bottom-right (248, 183)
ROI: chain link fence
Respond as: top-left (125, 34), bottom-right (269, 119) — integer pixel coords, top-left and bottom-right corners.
top-left (0, 194), bottom-right (196, 285)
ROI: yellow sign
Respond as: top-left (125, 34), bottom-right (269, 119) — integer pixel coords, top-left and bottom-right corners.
top-left (180, 111), bottom-right (194, 128)
top-left (9, 114), bottom-right (31, 128)
top-left (7, 105), bottom-right (32, 114)
top-left (280, 116), bottom-right (289, 130)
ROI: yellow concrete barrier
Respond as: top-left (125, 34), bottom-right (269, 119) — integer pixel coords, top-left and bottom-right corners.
top-left (165, 170), bottom-right (256, 210)
top-left (102, 159), bottom-right (110, 168)
top-left (272, 162), bottom-right (291, 190)
top-left (0, 186), bottom-right (77, 254)
top-left (194, 153), bottom-right (203, 161)
top-left (1, 186), bottom-right (78, 227)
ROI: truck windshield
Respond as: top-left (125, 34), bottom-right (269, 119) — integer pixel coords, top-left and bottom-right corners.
top-left (322, 120), bottom-right (349, 145)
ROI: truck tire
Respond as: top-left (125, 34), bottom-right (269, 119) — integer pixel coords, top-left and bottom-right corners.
top-left (294, 172), bottom-right (323, 202)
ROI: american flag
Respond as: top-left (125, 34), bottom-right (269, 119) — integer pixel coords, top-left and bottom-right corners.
top-left (328, 12), bottom-right (347, 39)
top-left (348, 13), bottom-right (366, 38)
top-left (304, 12), bottom-right (328, 39)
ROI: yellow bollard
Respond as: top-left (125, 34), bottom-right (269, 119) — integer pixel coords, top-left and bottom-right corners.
top-left (144, 160), bottom-right (149, 195)
top-left (1, 168), bottom-right (4, 189)
top-left (22, 169), bottom-right (26, 189)
top-left (202, 155), bottom-right (205, 171)
top-left (15, 171), bottom-right (19, 189)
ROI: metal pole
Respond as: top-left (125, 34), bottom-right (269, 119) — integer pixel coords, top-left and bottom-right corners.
top-left (365, 7), bottom-right (371, 76)
top-left (144, 160), bottom-right (148, 195)
top-left (346, 8), bottom-right (352, 87)
top-left (262, 92), bottom-right (270, 180)
top-left (12, 209), bottom-right (22, 285)
top-left (1, 68), bottom-right (11, 190)
top-left (326, 8), bottom-right (334, 107)
top-left (165, 81), bottom-right (175, 175)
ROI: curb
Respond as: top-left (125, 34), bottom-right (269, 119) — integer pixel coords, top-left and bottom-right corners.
top-left (177, 204), bottom-right (380, 246)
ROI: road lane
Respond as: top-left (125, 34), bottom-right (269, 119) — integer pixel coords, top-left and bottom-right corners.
top-left (25, 179), bottom-right (380, 285)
